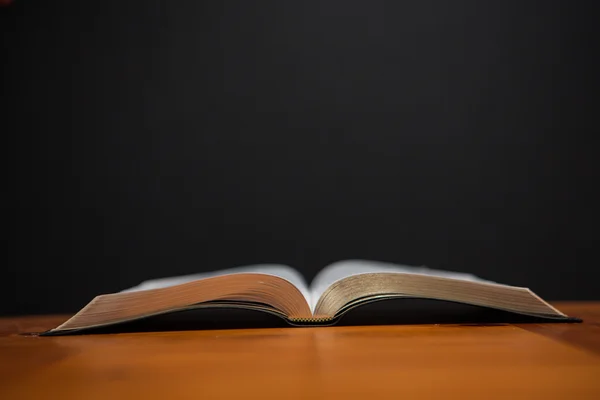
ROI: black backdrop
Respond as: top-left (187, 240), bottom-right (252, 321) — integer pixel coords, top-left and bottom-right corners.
top-left (2, 1), bottom-right (599, 315)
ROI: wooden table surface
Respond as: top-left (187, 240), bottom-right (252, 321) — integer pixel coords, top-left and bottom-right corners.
top-left (1, 302), bottom-right (599, 399)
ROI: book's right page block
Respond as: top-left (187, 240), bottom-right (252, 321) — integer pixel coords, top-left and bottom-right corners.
top-left (309, 259), bottom-right (495, 311)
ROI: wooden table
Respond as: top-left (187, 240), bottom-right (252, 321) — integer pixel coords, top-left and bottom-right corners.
top-left (1, 302), bottom-right (599, 399)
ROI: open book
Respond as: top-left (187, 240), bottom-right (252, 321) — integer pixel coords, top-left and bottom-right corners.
top-left (46, 260), bottom-right (573, 334)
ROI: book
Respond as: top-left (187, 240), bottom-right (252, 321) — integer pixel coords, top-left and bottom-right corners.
top-left (45, 259), bottom-right (575, 334)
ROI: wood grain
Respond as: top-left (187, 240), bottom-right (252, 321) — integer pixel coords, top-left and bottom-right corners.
top-left (1, 302), bottom-right (599, 399)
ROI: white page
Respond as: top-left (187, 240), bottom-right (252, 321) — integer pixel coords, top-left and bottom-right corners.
top-left (121, 264), bottom-right (312, 308)
top-left (309, 259), bottom-right (494, 311)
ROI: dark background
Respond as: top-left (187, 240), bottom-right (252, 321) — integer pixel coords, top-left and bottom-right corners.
top-left (1, 1), bottom-right (599, 316)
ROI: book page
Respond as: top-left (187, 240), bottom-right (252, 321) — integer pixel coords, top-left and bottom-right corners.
top-left (121, 264), bottom-right (312, 307)
top-left (309, 259), bottom-right (494, 311)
